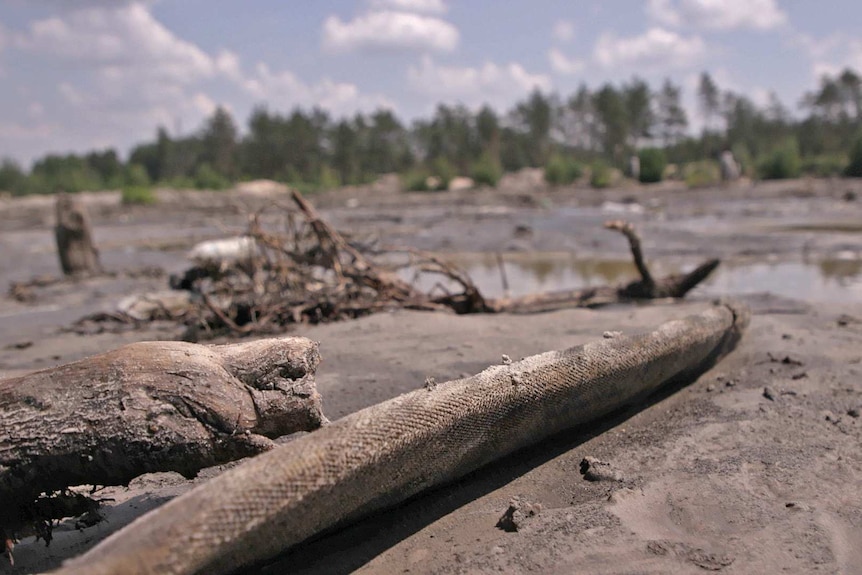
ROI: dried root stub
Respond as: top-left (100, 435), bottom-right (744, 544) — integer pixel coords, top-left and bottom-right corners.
top-left (0, 336), bottom-right (325, 551)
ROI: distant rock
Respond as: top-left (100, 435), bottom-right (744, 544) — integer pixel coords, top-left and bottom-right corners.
top-left (499, 168), bottom-right (546, 191)
top-left (448, 176), bottom-right (475, 191)
top-left (188, 236), bottom-right (259, 270)
top-left (234, 179), bottom-right (290, 197)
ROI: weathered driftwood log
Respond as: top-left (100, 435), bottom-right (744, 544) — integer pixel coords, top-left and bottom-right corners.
top-left (54, 193), bottom-right (101, 276)
top-left (0, 337), bottom-right (326, 534)
top-left (53, 302), bottom-right (749, 575)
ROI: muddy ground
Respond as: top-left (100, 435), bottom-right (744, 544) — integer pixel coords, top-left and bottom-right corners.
top-left (1, 176), bottom-right (861, 574)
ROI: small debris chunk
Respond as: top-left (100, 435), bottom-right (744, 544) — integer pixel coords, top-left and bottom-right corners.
top-left (501, 354), bottom-right (513, 365)
top-left (763, 387), bottom-right (776, 401)
top-left (4, 341), bottom-right (33, 350)
top-left (3, 532), bottom-right (14, 566)
top-left (767, 352), bottom-right (804, 366)
top-left (603, 331), bottom-right (622, 339)
top-left (848, 408), bottom-right (860, 418)
top-left (496, 497), bottom-right (542, 532)
top-left (424, 376), bottom-right (437, 391)
top-left (580, 456), bottom-right (623, 482)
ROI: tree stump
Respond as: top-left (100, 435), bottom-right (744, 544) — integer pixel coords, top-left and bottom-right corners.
top-left (55, 193), bottom-right (101, 276)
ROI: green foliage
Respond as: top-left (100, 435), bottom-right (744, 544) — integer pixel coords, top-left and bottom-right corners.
top-left (801, 154), bottom-right (847, 177)
top-left (471, 153), bottom-right (503, 187)
top-left (200, 106), bottom-right (238, 180)
top-left (317, 165), bottom-right (342, 191)
top-left (683, 160), bottom-right (721, 188)
top-left (401, 156), bottom-right (456, 191)
top-left (121, 186), bottom-right (156, 205)
top-left (402, 169), bottom-right (432, 192)
top-left (430, 157), bottom-right (456, 189)
top-left (124, 163), bottom-right (151, 187)
top-left (162, 176), bottom-right (195, 190)
top-left (590, 161), bottom-right (612, 189)
top-left (9, 69), bottom-right (862, 198)
top-left (845, 134), bottom-right (862, 177)
top-left (731, 142), bottom-right (754, 177)
top-left (512, 90), bottom-right (553, 166)
top-left (758, 139), bottom-right (801, 180)
top-left (638, 148), bottom-right (667, 183)
top-left (0, 159), bottom-right (26, 195)
top-left (194, 163), bottom-right (230, 190)
top-left (544, 153), bottom-right (583, 185)
top-left (27, 153), bottom-right (103, 193)
top-left (593, 85), bottom-right (628, 158)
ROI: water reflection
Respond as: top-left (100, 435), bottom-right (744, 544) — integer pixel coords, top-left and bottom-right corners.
top-left (408, 253), bottom-right (862, 303)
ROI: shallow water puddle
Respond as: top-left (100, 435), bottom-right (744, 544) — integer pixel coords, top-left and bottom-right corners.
top-left (407, 253), bottom-right (862, 303)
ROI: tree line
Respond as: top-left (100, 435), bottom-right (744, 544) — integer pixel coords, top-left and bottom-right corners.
top-left (2, 68), bottom-right (862, 196)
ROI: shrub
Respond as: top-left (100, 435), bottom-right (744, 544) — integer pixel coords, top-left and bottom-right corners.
top-left (430, 157), bottom-right (455, 190)
top-left (403, 158), bottom-right (456, 192)
top-left (0, 159), bottom-right (26, 195)
top-left (317, 165), bottom-right (342, 190)
top-left (194, 163), bottom-right (230, 190)
top-left (544, 153), bottom-right (584, 185)
top-left (638, 148), bottom-right (667, 183)
top-left (758, 139), bottom-right (801, 180)
top-left (402, 169), bottom-right (431, 192)
top-left (731, 143), bottom-right (754, 177)
top-left (163, 176), bottom-right (196, 190)
top-left (802, 154), bottom-right (847, 177)
top-left (845, 134), bottom-right (862, 177)
top-left (124, 163), bottom-right (151, 187)
top-left (590, 161), bottom-right (612, 189)
top-left (471, 153), bottom-right (503, 187)
top-left (683, 160), bottom-right (721, 188)
top-left (121, 186), bottom-right (156, 205)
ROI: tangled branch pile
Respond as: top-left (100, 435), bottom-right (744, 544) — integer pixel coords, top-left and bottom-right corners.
top-left (171, 191), bottom-right (487, 338)
top-left (70, 190), bottom-right (718, 339)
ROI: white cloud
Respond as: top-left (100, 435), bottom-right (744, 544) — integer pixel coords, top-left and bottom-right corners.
top-left (795, 32), bottom-right (862, 81)
top-left (18, 3), bottom-right (215, 82)
top-left (191, 92), bottom-right (218, 117)
top-left (407, 56), bottom-right (550, 109)
top-left (322, 10), bottom-right (458, 53)
top-left (369, 0), bottom-right (448, 14)
top-left (548, 48), bottom-right (584, 75)
top-left (240, 63), bottom-right (395, 115)
top-left (2, 2), bottom-right (395, 164)
top-left (647, 0), bottom-right (787, 31)
top-left (594, 28), bottom-right (705, 69)
top-left (552, 20), bottom-right (575, 43)
top-left (27, 102), bottom-right (45, 120)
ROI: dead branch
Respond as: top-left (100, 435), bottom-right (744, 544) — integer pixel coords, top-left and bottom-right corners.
top-left (485, 220), bottom-right (719, 313)
top-left (604, 219), bottom-right (719, 299)
top-left (0, 337), bottom-right (325, 539)
top-left (605, 219), bottom-right (654, 286)
top-left (68, 191), bottom-right (718, 336)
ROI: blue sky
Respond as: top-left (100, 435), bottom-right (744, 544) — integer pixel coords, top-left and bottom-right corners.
top-left (0, 0), bottom-right (860, 165)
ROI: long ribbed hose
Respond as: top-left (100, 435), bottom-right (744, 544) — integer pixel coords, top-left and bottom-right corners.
top-left (55, 302), bottom-right (749, 575)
